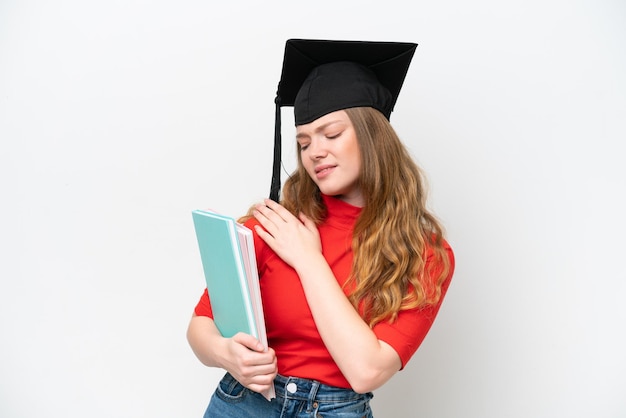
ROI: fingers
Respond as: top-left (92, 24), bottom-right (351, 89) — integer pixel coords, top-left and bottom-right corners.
top-left (229, 333), bottom-right (275, 367)
top-left (225, 334), bottom-right (277, 393)
top-left (252, 200), bottom-right (322, 270)
top-left (232, 332), bottom-right (266, 352)
top-left (255, 199), bottom-right (295, 224)
top-left (260, 198), bottom-right (286, 215)
top-left (298, 212), bottom-right (316, 230)
top-left (253, 200), bottom-right (296, 240)
top-left (236, 365), bottom-right (277, 395)
top-left (246, 372), bottom-right (277, 394)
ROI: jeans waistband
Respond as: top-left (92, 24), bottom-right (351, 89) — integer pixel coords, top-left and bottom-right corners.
top-left (273, 374), bottom-right (371, 403)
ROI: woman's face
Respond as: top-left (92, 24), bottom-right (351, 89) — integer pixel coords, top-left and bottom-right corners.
top-left (296, 110), bottom-right (364, 207)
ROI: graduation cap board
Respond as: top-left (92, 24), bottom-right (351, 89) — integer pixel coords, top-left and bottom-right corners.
top-left (270, 39), bottom-right (418, 201)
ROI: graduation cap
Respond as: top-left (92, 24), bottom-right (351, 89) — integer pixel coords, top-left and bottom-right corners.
top-left (270, 38), bottom-right (418, 201)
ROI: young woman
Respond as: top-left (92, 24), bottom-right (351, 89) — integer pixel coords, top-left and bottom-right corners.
top-left (187, 39), bottom-right (455, 418)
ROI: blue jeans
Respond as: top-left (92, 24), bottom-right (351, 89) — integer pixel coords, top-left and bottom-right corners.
top-left (203, 372), bottom-right (374, 417)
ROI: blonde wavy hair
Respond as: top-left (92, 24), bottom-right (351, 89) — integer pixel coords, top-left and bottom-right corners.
top-left (254, 107), bottom-right (451, 327)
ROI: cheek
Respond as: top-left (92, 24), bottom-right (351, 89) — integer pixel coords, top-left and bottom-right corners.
top-left (347, 146), bottom-right (362, 172)
top-left (300, 157), bottom-right (316, 177)
top-left (350, 157), bottom-right (362, 176)
top-left (344, 134), bottom-right (361, 165)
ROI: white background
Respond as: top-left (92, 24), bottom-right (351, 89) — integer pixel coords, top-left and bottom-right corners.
top-left (1, 1), bottom-right (625, 417)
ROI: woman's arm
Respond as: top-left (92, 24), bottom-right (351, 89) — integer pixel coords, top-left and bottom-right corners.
top-left (253, 200), bottom-right (401, 393)
top-left (186, 313), bottom-right (277, 394)
top-left (294, 252), bottom-right (402, 393)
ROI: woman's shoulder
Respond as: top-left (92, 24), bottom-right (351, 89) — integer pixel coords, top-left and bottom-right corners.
top-left (241, 216), bottom-right (259, 229)
top-left (425, 234), bottom-right (454, 258)
top-left (424, 235), bottom-right (455, 279)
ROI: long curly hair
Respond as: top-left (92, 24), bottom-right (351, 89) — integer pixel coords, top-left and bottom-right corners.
top-left (277, 107), bottom-right (451, 327)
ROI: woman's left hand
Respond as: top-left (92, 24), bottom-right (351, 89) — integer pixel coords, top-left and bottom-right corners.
top-left (253, 199), bottom-right (322, 269)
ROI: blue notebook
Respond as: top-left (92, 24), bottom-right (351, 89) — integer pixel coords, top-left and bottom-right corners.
top-left (191, 210), bottom-right (267, 342)
top-left (192, 209), bottom-right (276, 400)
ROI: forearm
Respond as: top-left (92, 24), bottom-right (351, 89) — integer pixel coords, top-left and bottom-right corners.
top-left (187, 313), bottom-right (277, 395)
top-left (294, 254), bottom-right (401, 393)
top-left (250, 199), bottom-right (400, 392)
top-left (186, 314), bottom-right (229, 368)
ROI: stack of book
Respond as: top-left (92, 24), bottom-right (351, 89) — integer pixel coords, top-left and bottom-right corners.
top-left (192, 209), bottom-right (275, 400)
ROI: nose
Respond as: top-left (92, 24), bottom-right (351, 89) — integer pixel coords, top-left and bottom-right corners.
top-left (308, 138), bottom-right (328, 159)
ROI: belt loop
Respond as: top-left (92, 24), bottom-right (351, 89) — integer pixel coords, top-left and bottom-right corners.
top-left (307, 380), bottom-right (321, 412)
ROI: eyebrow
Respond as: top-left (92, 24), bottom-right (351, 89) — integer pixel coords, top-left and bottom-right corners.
top-left (296, 120), bottom-right (345, 140)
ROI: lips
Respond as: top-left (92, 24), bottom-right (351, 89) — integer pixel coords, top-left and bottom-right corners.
top-left (314, 164), bottom-right (336, 179)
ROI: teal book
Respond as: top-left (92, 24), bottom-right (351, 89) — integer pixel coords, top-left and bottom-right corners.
top-left (192, 209), bottom-right (275, 400)
top-left (191, 209), bottom-right (267, 342)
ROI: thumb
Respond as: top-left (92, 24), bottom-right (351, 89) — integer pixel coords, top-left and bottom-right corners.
top-left (232, 332), bottom-right (265, 352)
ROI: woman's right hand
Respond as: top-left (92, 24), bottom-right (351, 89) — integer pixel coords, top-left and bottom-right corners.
top-left (187, 314), bottom-right (277, 395)
top-left (221, 332), bottom-right (277, 394)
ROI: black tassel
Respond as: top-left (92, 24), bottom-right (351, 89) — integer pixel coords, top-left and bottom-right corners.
top-left (269, 95), bottom-right (282, 202)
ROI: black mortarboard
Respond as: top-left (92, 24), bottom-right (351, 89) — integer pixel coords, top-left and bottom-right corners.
top-left (269, 39), bottom-right (418, 201)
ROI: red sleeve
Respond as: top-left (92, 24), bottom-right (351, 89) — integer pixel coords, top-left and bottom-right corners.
top-left (373, 242), bottom-right (455, 368)
top-left (194, 288), bottom-right (214, 318)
